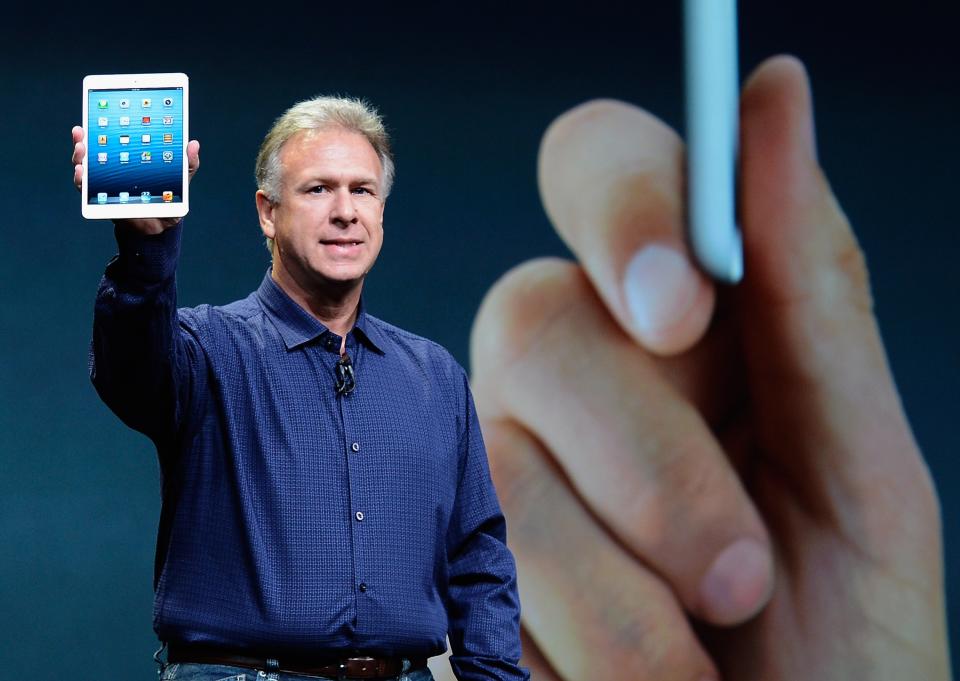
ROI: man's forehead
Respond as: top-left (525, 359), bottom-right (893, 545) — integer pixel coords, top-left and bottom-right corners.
top-left (285, 127), bottom-right (376, 158)
top-left (279, 127), bottom-right (382, 180)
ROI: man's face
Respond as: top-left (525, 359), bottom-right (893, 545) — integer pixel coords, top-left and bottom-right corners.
top-left (258, 127), bottom-right (386, 293)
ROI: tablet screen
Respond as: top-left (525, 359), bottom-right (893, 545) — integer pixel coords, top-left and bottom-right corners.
top-left (86, 87), bottom-right (184, 206)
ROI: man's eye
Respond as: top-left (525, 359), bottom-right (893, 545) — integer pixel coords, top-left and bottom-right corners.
top-left (309, 185), bottom-right (328, 194)
top-left (352, 187), bottom-right (372, 195)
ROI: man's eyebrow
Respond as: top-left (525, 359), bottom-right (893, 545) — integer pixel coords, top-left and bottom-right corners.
top-left (300, 175), bottom-right (379, 187)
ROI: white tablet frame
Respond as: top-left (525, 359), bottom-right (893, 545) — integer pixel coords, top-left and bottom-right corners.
top-left (82, 72), bottom-right (189, 220)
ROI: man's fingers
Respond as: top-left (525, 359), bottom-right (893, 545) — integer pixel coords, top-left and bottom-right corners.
top-left (538, 100), bottom-right (715, 356)
top-left (472, 258), bottom-right (772, 626)
top-left (485, 418), bottom-right (720, 681)
top-left (737, 56), bottom-right (935, 537)
top-left (72, 126), bottom-right (85, 191)
top-left (72, 126), bottom-right (85, 166)
top-left (187, 139), bottom-right (200, 179)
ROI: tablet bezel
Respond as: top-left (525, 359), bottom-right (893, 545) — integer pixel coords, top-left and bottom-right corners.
top-left (81, 72), bottom-right (189, 220)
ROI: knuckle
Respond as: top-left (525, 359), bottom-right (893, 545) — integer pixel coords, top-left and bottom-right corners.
top-left (620, 432), bottom-right (730, 540)
top-left (652, 431), bottom-right (718, 492)
top-left (470, 257), bottom-right (587, 376)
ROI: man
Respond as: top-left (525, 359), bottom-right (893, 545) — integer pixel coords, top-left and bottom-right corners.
top-left (72, 96), bottom-right (528, 681)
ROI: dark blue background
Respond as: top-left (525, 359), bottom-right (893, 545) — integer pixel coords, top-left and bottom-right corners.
top-left (1, 2), bottom-right (956, 677)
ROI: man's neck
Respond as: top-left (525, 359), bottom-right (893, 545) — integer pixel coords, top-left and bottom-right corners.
top-left (271, 261), bottom-right (363, 339)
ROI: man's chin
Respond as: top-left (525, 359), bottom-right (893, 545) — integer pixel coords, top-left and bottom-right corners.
top-left (274, 253), bottom-right (371, 297)
top-left (312, 269), bottom-right (367, 290)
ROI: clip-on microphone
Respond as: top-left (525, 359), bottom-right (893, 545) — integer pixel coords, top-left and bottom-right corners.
top-left (335, 353), bottom-right (356, 395)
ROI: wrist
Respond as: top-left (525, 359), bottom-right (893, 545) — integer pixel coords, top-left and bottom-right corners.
top-left (109, 219), bottom-right (183, 283)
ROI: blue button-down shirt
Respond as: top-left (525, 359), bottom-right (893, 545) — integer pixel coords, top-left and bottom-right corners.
top-left (90, 223), bottom-right (527, 681)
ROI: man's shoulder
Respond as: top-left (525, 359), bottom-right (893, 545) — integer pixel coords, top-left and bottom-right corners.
top-left (365, 313), bottom-right (465, 374)
top-left (176, 290), bottom-right (264, 332)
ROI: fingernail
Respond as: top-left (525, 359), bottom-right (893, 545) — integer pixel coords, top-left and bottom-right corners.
top-left (699, 537), bottom-right (773, 625)
top-left (624, 245), bottom-right (699, 343)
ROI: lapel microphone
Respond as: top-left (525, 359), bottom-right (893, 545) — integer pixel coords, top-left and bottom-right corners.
top-left (334, 352), bottom-right (356, 396)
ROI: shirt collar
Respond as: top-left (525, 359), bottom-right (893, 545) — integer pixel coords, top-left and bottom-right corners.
top-left (255, 272), bottom-right (386, 354)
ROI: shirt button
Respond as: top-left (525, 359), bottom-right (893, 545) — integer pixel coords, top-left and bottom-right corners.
top-left (351, 442), bottom-right (360, 452)
top-left (355, 511), bottom-right (364, 521)
top-left (324, 336), bottom-right (336, 350)
top-left (359, 582), bottom-right (367, 592)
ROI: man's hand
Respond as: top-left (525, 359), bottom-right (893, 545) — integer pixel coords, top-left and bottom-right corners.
top-left (72, 125), bottom-right (201, 234)
top-left (470, 56), bottom-right (950, 680)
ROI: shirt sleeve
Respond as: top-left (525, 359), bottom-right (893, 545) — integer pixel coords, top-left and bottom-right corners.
top-left (445, 369), bottom-right (530, 681)
top-left (89, 221), bottom-right (206, 446)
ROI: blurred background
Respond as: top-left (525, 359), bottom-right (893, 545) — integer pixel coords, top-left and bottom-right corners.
top-left (1, 2), bottom-right (956, 677)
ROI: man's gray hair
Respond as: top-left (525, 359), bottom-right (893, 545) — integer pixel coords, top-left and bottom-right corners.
top-left (256, 95), bottom-right (394, 254)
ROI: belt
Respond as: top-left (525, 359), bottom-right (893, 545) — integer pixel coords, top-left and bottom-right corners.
top-left (167, 643), bottom-right (428, 679)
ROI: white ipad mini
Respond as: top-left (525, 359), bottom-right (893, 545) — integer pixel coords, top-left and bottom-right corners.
top-left (82, 73), bottom-right (189, 220)
top-left (684, 0), bottom-right (742, 283)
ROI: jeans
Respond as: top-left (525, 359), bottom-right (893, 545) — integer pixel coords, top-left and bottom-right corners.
top-left (158, 661), bottom-right (436, 681)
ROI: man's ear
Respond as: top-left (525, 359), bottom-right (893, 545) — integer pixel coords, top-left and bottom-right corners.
top-left (256, 190), bottom-right (277, 240)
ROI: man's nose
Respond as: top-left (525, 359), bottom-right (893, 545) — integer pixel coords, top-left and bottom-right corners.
top-left (331, 189), bottom-right (358, 225)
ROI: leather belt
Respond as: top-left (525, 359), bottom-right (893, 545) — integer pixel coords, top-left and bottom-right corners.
top-left (167, 643), bottom-right (427, 679)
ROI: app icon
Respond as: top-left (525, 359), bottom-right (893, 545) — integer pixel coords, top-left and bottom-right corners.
top-left (119, 99), bottom-right (130, 109)
top-left (141, 191), bottom-right (151, 202)
top-left (163, 190), bottom-right (173, 202)
top-left (142, 134), bottom-right (151, 144)
top-left (162, 116), bottom-right (173, 125)
top-left (119, 116), bottom-right (130, 126)
top-left (141, 151), bottom-right (152, 163)
top-left (142, 116), bottom-right (151, 126)
top-left (142, 98), bottom-right (152, 108)
top-left (162, 150), bottom-right (174, 162)
top-left (119, 152), bottom-right (130, 164)
top-left (97, 192), bottom-right (108, 204)
top-left (119, 192), bottom-right (130, 203)
top-left (97, 152), bottom-right (108, 164)
top-left (163, 133), bottom-right (173, 144)
top-left (162, 97), bottom-right (173, 107)
top-left (98, 117), bottom-right (108, 127)
top-left (97, 99), bottom-right (108, 109)
top-left (119, 135), bottom-right (130, 145)
top-left (97, 134), bottom-right (107, 145)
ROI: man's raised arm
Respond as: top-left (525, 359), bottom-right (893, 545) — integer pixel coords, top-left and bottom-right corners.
top-left (74, 126), bottom-right (204, 441)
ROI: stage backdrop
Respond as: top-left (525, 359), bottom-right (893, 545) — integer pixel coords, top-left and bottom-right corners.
top-left (1, 3), bottom-right (957, 678)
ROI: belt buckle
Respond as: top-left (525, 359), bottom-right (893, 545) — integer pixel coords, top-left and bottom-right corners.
top-left (355, 656), bottom-right (377, 678)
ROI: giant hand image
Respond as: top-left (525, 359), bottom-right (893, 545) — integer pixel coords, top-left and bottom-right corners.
top-left (468, 56), bottom-right (951, 681)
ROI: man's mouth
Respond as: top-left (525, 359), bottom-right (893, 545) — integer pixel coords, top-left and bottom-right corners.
top-left (320, 239), bottom-right (364, 256)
